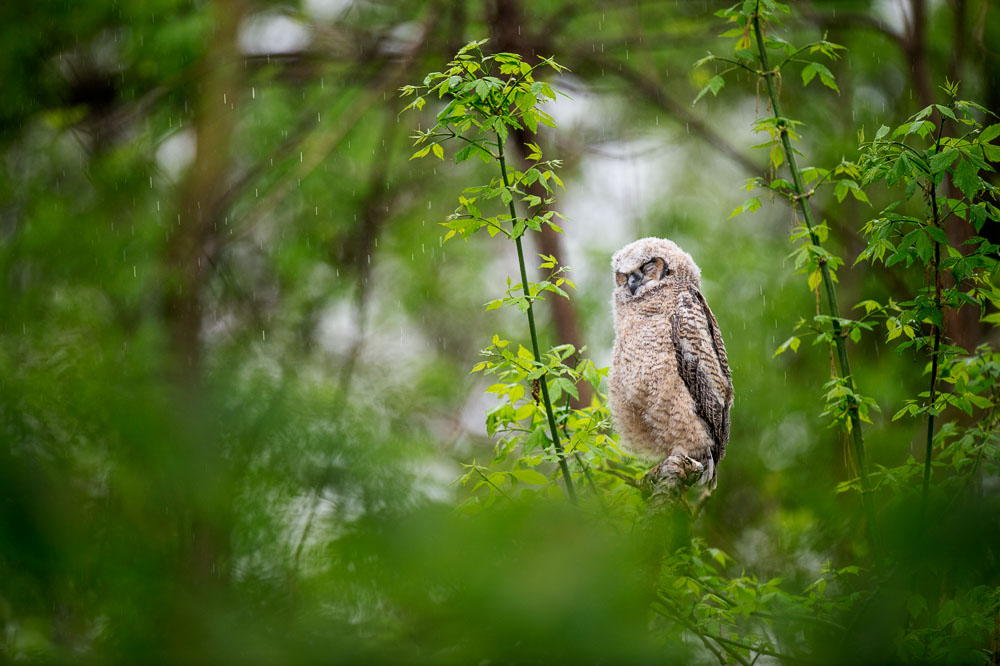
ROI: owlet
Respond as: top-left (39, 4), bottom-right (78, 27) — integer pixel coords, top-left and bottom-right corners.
top-left (609, 237), bottom-right (733, 485)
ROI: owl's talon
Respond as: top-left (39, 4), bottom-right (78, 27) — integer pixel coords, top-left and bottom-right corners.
top-left (640, 454), bottom-right (707, 500)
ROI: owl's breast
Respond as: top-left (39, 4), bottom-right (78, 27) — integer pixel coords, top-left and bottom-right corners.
top-left (610, 299), bottom-right (676, 402)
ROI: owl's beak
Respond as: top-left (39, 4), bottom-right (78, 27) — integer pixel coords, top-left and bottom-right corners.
top-left (627, 271), bottom-right (643, 295)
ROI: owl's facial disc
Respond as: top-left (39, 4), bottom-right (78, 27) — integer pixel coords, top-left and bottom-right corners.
top-left (623, 257), bottom-right (668, 295)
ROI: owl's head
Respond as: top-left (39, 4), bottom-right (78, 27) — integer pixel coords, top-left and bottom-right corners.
top-left (611, 237), bottom-right (701, 300)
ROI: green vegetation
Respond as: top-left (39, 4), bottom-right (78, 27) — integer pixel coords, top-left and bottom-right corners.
top-left (2, 0), bottom-right (999, 663)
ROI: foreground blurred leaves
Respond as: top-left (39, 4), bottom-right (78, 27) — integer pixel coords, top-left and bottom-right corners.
top-left (3, 0), bottom-right (1000, 663)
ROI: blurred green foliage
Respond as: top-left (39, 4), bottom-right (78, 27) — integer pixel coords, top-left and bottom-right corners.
top-left (2, 0), bottom-right (999, 663)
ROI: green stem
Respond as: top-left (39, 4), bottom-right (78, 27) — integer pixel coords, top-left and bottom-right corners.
top-left (752, 6), bottom-right (878, 563)
top-left (496, 133), bottom-right (577, 502)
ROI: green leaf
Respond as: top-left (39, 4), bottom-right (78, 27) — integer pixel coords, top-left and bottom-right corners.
top-left (694, 75), bottom-right (725, 105)
top-left (510, 468), bottom-right (550, 485)
top-left (807, 268), bottom-right (822, 291)
top-left (513, 403), bottom-right (535, 420)
top-left (773, 335), bottom-right (801, 357)
top-left (888, 152), bottom-right (912, 187)
top-left (431, 143), bottom-right (444, 160)
top-left (980, 123), bottom-right (1000, 143)
top-left (952, 158), bottom-right (981, 199)
top-left (834, 179), bottom-right (848, 202)
top-left (454, 144), bottom-right (476, 163)
top-left (811, 62), bottom-right (839, 92)
top-left (801, 62), bottom-right (817, 86)
top-left (729, 196), bottom-right (761, 218)
top-left (928, 149), bottom-right (958, 175)
top-left (906, 594), bottom-right (927, 619)
top-left (926, 225), bottom-right (948, 243)
top-left (523, 109), bottom-right (538, 133)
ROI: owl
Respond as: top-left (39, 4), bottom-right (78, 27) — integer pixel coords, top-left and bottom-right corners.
top-left (609, 237), bottom-right (733, 486)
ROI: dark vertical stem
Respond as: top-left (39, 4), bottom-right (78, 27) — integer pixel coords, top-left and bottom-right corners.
top-left (496, 134), bottom-right (577, 502)
top-left (923, 322), bottom-right (942, 510)
top-left (751, 6), bottom-right (878, 563)
top-left (922, 144), bottom-right (945, 514)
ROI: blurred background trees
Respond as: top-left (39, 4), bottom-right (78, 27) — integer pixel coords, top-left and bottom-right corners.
top-left (1, 0), bottom-right (998, 662)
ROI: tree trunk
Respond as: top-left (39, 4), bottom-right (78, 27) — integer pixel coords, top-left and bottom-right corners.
top-left (162, 0), bottom-right (247, 600)
top-left (488, 0), bottom-right (592, 408)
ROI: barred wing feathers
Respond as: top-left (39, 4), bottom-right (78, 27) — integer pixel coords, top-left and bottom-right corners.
top-left (670, 286), bottom-right (734, 464)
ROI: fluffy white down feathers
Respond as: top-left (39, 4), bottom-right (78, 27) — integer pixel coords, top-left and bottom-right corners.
top-left (608, 237), bottom-right (733, 485)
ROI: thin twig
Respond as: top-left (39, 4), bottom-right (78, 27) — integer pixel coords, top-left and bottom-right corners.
top-left (653, 597), bottom-right (752, 666)
top-left (474, 466), bottom-right (513, 501)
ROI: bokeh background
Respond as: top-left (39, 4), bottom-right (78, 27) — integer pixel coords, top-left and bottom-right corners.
top-left (2, 0), bottom-right (998, 662)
